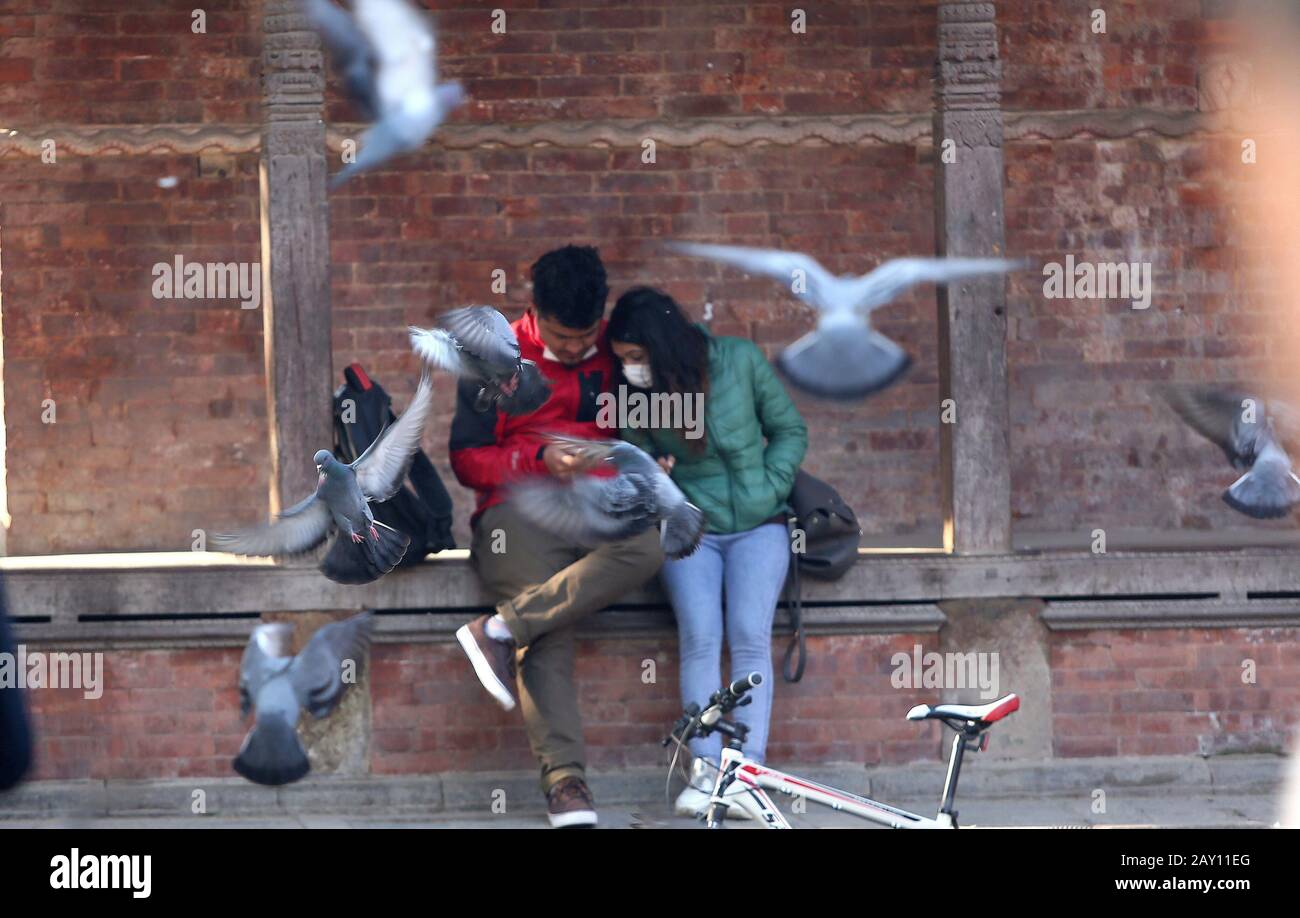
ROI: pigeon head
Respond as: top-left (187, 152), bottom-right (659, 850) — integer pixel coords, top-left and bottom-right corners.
top-left (314, 449), bottom-right (335, 471)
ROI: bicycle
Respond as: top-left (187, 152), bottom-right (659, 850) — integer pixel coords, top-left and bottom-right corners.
top-left (663, 672), bottom-right (1020, 828)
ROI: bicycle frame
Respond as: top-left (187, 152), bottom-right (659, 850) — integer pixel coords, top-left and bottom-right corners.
top-left (705, 730), bottom-right (975, 829)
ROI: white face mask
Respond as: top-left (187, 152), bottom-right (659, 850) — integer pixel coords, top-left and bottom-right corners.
top-left (622, 363), bottom-right (653, 388)
top-left (542, 345), bottom-right (597, 363)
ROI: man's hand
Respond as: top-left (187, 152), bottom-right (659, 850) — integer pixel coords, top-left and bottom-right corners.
top-left (542, 443), bottom-right (598, 479)
top-left (657, 455), bottom-right (676, 475)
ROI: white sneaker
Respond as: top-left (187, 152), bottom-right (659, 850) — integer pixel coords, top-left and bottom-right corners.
top-left (674, 756), bottom-right (753, 820)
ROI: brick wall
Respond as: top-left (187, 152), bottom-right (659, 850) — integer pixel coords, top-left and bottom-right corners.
top-left (1004, 134), bottom-right (1285, 537)
top-left (23, 625), bottom-right (1300, 780)
top-left (0, 154), bottom-right (266, 555)
top-left (1051, 628), bottom-right (1300, 757)
top-left (19, 632), bottom-right (960, 780)
top-left (0, 0), bottom-right (261, 124)
top-left (999, 0), bottom-right (1208, 111)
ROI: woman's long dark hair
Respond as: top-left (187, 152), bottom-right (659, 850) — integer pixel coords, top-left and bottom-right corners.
top-left (607, 286), bottom-right (710, 449)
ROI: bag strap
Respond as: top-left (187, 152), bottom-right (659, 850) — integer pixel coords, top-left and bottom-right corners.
top-left (781, 519), bottom-right (807, 683)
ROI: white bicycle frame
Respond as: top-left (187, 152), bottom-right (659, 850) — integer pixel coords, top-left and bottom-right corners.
top-left (705, 731), bottom-right (972, 829)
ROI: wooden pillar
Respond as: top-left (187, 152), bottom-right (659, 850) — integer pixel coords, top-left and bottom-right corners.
top-left (259, 3), bottom-right (371, 777)
top-left (933, 1), bottom-right (1012, 555)
top-left (260, 0), bottom-right (334, 513)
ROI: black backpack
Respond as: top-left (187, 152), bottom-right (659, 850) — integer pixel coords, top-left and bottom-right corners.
top-left (781, 470), bottom-right (862, 682)
top-left (332, 363), bottom-right (456, 562)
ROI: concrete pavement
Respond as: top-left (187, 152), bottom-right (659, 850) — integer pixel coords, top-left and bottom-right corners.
top-left (0, 753), bottom-right (1286, 829)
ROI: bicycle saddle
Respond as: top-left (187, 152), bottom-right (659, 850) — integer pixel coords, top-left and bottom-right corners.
top-left (906, 693), bottom-right (1019, 725)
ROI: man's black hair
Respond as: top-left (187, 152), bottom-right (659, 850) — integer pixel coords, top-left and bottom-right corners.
top-left (530, 244), bottom-right (609, 329)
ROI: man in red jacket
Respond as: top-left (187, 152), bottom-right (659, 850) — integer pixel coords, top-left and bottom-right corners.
top-left (450, 245), bottom-right (664, 828)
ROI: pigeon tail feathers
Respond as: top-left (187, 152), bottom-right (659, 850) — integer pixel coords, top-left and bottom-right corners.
top-left (777, 326), bottom-right (911, 399)
top-left (319, 522), bottom-right (410, 584)
top-left (661, 502), bottom-right (706, 559)
top-left (1222, 466), bottom-right (1300, 519)
top-left (232, 714), bottom-right (310, 786)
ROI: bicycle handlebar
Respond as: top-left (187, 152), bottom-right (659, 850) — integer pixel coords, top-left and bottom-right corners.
top-left (663, 673), bottom-right (764, 746)
top-left (727, 672), bottom-right (763, 697)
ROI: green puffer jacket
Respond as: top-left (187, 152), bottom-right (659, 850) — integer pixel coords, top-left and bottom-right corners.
top-left (620, 331), bottom-right (808, 535)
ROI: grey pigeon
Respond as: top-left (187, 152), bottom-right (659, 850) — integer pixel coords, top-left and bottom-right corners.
top-left (409, 305), bottom-right (552, 415)
top-left (233, 611), bottom-right (373, 786)
top-left (671, 241), bottom-right (1025, 399)
top-left (507, 434), bottom-right (705, 559)
top-left (305, 0), bottom-right (468, 188)
top-left (213, 372), bottom-right (435, 583)
top-left (1161, 384), bottom-right (1300, 519)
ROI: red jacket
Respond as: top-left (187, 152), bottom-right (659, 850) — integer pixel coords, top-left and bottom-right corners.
top-left (449, 310), bottom-right (616, 523)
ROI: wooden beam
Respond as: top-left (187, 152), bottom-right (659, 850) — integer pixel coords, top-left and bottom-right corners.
top-left (6, 550), bottom-right (1300, 640)
top-left (260, 1), bottom-right (334, 512)
top-left (934, 0), bottom-right (1012, 554)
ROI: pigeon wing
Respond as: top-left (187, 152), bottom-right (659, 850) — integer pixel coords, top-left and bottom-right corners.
top-left (353, 0), bottom-right (436, 116)
top-left (508, 477), bottom-right (643, 545)
top-left (845, 257), bottom-right (1025, 313)
top-left (439, 306), bottom-right (521, 369)
top-left (288, 612), bottom-right (374, 719)
top-left (213, 494), bottom-right (334, 558)
top-left (1160, 385), bottom-right (1259, 467)
top-left (303, 0), bottom-right (379, 118)
top-left (409, 325), bottom-right (463, 375)
top-left (352, 371), bottom-right (435, 502)
top-left (606, 440), bottom-right (664, 477)
top-left (1264, 397), bottom-right (1300, 451)
top-left (669, 241), bottom-right (836, 311)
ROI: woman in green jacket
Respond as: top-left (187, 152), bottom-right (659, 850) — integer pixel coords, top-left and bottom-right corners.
top-left (607, 287), bottom-right (808, 817)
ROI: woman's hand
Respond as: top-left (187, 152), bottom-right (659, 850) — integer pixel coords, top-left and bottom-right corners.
top-left (657, 455), bottom-right (676, 475)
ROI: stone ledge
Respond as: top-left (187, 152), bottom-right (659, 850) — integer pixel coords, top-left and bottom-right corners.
top-left (1043, 598), bottom-right (1300, 630)
top-left (0, 754), bottom-right (1282, 819)
top-left (8, 545), bottom-right (1300, 645)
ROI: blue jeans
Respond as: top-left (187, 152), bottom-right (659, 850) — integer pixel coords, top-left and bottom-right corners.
top-left (660, 522), bottom-right (790, 765)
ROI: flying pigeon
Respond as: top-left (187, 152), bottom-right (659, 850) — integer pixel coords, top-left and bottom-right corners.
top-left (213, 372), bottom-right (435, 583)
top-left (507, 434), bottom-right (705, 559)
top-left (409, 305), bottom-right (552, 415)
top-left (233, 611), bottom-right (373, 786)
top-left (670, 241), bottom-right (1024, 399)
top-left (1161, 384), bottom-right (1300, 519)
top-left (304, 0), bottom-right (468, 188)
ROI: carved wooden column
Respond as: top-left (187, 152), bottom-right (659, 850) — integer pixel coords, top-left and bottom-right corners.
top-left (259, 3), bottom-right (370, 779)
top-left (260, 0), bottom-right (334, 513)
top-left (933, 1), bottom-right (1012, 555)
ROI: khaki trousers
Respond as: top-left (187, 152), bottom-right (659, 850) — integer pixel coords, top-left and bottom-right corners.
top-left (470, 501), bottom-right (664, 793)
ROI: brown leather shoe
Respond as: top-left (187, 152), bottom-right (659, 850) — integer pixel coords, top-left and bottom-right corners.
top-left (547, 776), bottom-right (597, 828)
top-left (455, 614), bottom-right (516, 710)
